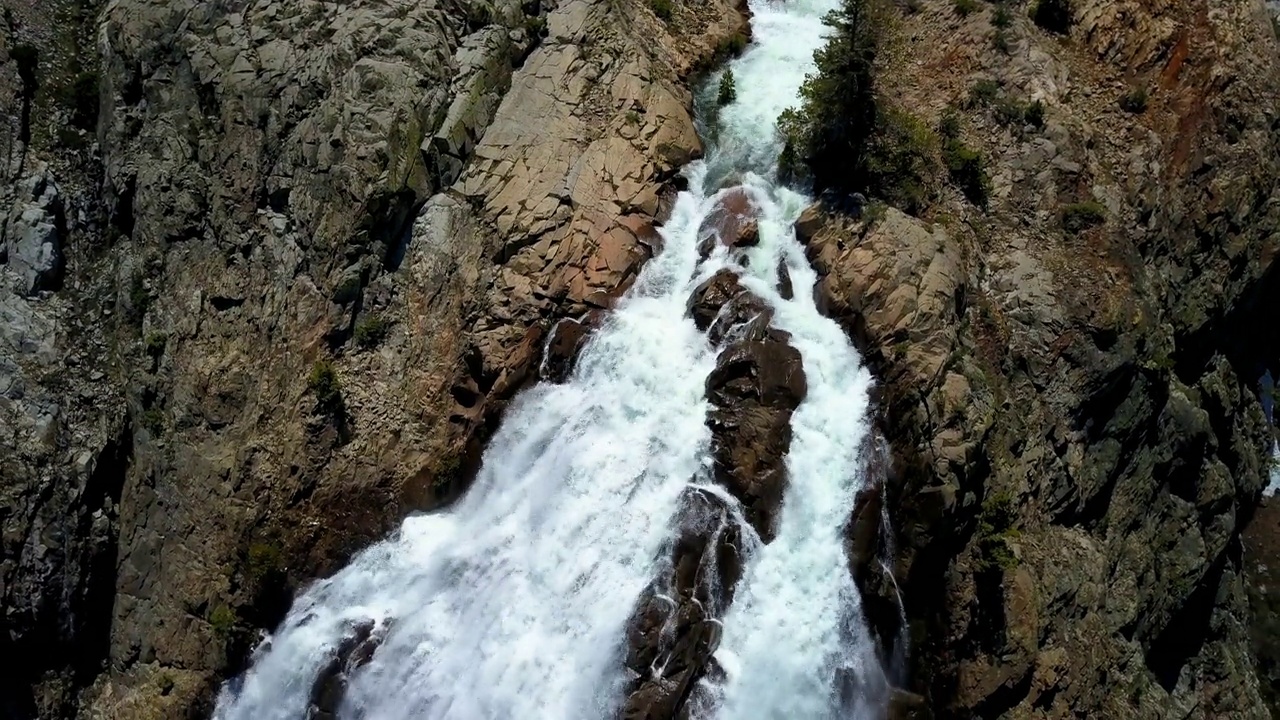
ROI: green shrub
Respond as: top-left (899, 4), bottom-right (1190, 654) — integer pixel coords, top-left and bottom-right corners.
top-left (943, 137), bottom-right (991, 207)
top-left (953, 0), bottom-right (979, 16)
top-left (717, 69), bottom-right (737, 106)
top-left (1062, 201), bottom-right (1106, 233)
top-left (141, 408), bottom-right (165, 436)
top-left (524, 15), bottom-right (546, 37)
top-left (208, 604), bottom-right (237, 636)
top-left (625, 110), bottom-right (641, 125)
top-left (717, 32), bottom-right (748, 58)
top-left (331, 274), bottom-right (363, 304)
top-left (993, 28), bottom-right (1011, 53)
top-left (1119, 86), bottom-right (1148, 114)
top-left (247, 541), bottom-right (284, 582)
top-left (62, 70), bottom-right (99, 130)
top-left (975, 491), bottom-right (1021, 572)
top-left (128, 273), bottom-right (151, 324)
top-left (775, 0), bottom-right (891, 195)
top-left (144, 332), bottom-right (167, 359)
top-left (1023, 98), bottom-right (1045, 128)
top-left (994, 96), bottom-right (1026, 126)
top-left (967, 79), bottom-right (1001, 108)
top-left (354, 315), bottom-right (392, 349)
top-left (307, 359), bottom-right (342, 409)
top-left (650, 0), bottom-right (673, 21)
top-left (1032, 0), bottom-right (1071, 34)
top-left (863, 107), bottom-right (939, 216)
top-left (993, 3), bottom-right (1013, 27)
top-left (939, 109), bottom-right (963, 140)
top-left (11, 44), bottom-right (38, 95)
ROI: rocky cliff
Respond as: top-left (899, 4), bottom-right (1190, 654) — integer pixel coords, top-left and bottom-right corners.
top-left (799, 0), bottom-right (1280, 716)
top-left (1, 0), bottom-right (747, 715)
top-left (2, 0), bottom-right (1279, 718)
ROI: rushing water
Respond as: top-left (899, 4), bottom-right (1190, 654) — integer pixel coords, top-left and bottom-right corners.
top-left (212, 0), bottom-right (883, 716)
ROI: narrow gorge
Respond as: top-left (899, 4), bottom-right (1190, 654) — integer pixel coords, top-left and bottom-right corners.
top-left (3, 0), bottom-right (1280, 718)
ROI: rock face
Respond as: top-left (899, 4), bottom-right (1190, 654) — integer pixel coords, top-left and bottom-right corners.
top-left (801, 0), bottom-right (1280, 716)
top-left (0, 0), bottom-right (749, 715)
top-left (1244, 497), bottom-right (1280, 717)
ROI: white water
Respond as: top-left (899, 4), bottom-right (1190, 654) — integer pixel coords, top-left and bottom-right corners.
top-left (212, 0), bottom-right (883, 715)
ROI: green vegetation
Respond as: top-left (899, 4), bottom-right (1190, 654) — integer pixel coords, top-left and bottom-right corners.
top-left (1062, 200), bottom-right (1107, 234)
top-left (650, 0), bottom-right (673, 22)
top-left (524, 15), bottom-right (546, 37)
top-left (61, 70), bottom-right (99, 130)
top-left (128, 272), bottom-right (151, 323)
top-left (939, 110), bottom-right (990, 207)
top-left (625, 110), bottom-right (642, 126)
top-left (247, 541), bottom-right (284, 582)
top-left (141, 408), bottom-right (165, 436)
top-left (953, 0), bottom-right (979, 16)
top-left (942, 135), bottom-right (991, 208)
top-left (862, 107), bottom-right (938, 215)
top-left (144, 332), bottom-right (167, 359)
top-left (331, 274), bottom-right (363, 305)
top-left (967, 79), bottom-right (1001, 108)
top-left (12, 44), bottom-right (38, 95)
top-left (1119, 86), bottom-right (1148, 114)
top-left (1032, 0), bottom-right (1072, 34)
top-left (975, 491), bottom-right (1021, 572)
top-left (717, 32), bottom-right (749, 58)
top-left (208, 604), bottom-right (237, 636)
top-left (993, 3), bottom-right (1013, 27)
top-left (993, 28), bottom-right (1011, 54)
top-left (1023, 98), bottom-right (1045, 128)
top-left (354, 314), bottom-right (392, 349)
top-left (778, 0), bottom-right (940, 212)
top-left (717, 69), bottom-right (737, 106)
top-left (307, 359), bottom-right (342, 411)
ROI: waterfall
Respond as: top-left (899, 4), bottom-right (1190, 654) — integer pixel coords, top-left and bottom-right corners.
top-left (211, 0), bottom-right (885, 715)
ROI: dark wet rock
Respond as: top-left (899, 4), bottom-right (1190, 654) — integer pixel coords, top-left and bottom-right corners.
top-left (308, 620), bottom-right (383, 720)
top-left (776, 260), bottom-right (793, 300)
top-left (705, 333), bottom-right (807, 542)
top-left (696, 186), bottom-right (760, 259)
top-left (687, 270), bottom-right (774, 345)
top-left (620, 488), bottom-right (743, 720)
top-left (541, 313), bottom-right (601, 383)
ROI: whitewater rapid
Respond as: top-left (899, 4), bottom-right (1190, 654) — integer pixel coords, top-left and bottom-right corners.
top-left (212, 0), bottom-right (883, 716)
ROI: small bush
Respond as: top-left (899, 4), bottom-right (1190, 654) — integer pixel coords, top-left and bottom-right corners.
top-left (717, 69), bottom-right (737, 106)
top-left (650, 0), bottom-right (673, 21)
top-left (208, 604), bottom-right (237, 636)
top-left (144, 332), bottom-right (167, 359)
top-left (993, 28), bottom-right (1011, 54)
top-left (994, 97), bottom-right (1026, 126)
top-left (1119, 87), bottom-right (1148, 114)
top-left (128, 273), bottom-right (151, 324)
top-left (939, 110), bottom-right (963, 139)
top-left (943, 137), bottom-right (991, 207)
top-left (625, 110), bottom-right (641, 126)
top-left (967, 79), bottom-right (1001, 108)
top-left (975, 491), bottom-right (1021, 572)
top-left (11, 44), bottom-right (38, 95)
top-left (1032, 0), bottom-right (1072, 34)
top-left (863, 108), bottom-right (939, 216)
top-left (62, 70), bottom-right (99, 130)
top-left (717, 32), bottom-right (748, 58)
top-left (141, 408), bottom-right (165, 436)
top-left (247, 541), bottom-right (284, 582)
top-left (524, 15), bottom-right (546, 37)
top-left (331, 274), bottom-right (363, 305)
top-left (1023, 99), bottom-right (1045, 128)
top-left (993, 3), bottom-right (1013, 27)
top-left (354, 314), bottom-right (391, 349)
top-left (1062, 201), bottom-right (1107, 234)
top-left (307, 359), bottom-right (342, 410)
top-left (953, 0), bottom-right (979, 16)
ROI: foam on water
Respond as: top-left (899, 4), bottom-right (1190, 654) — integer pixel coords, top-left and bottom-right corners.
top-left (212, 0), bottom-right (884, 715)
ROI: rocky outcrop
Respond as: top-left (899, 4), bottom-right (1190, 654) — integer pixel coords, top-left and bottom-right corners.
top-left (800, 0), bottom-right (1280, 715)
top-left (1245, 497), bottom-right (1280, 717)
top-left (0, 0), bottom-right (750, 715)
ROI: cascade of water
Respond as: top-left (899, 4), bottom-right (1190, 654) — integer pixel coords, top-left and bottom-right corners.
top-left (212, 0), bottom-right (886, 715)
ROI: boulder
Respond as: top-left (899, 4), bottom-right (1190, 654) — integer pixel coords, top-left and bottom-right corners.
top-left (307, 620), bottom-right (383, 720)
top-left (540, 313), bottom-right (601, 383)
top-left (3, 169), bottom-right (64, 296)
top-left (696, 186), bottom-right (760, 259)
top-left (705, 334), bottom-right (807, 541)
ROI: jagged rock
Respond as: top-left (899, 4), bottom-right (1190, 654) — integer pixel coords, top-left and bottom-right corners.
top-left (620, 488), bottom-right (742, 720)
top-left (696, 186), bottom-right (760, 259)
top-left (308, 620), bottom-right (383, 720)
top-left (3, 168), bottom-right (63, 295)
top-left (705, 331), bottom-right (806, 542)
top-left (687, 270), bottom-right (775, 345)
top-left (541, 313), bottom-right (601, 383)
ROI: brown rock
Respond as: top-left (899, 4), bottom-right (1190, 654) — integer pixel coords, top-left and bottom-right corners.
top-left (705, 336), bottom-right (807, 542)
top-left (696, 186), bottom-right (761, 259)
